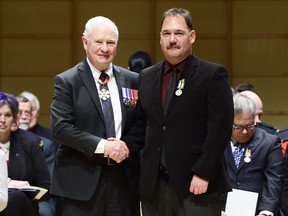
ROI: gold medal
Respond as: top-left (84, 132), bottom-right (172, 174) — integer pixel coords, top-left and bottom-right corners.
top-left (99, 88), bottom-right (110, 100)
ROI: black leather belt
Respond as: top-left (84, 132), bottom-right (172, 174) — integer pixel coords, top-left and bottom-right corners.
top-left (94, 154), bottom-right (116, 166)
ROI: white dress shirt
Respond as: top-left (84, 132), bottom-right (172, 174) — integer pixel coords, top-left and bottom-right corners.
top-left (86, 58), bottom-right (122, 153)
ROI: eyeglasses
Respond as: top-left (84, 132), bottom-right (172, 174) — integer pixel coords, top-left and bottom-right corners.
top-left (233, 124), bottom-right (256, 132)
top-left (18, 110), bottom-right (32, 117)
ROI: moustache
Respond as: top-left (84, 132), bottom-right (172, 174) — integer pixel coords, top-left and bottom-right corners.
top-left (18, 120), bottom-right (30, 130)
top-left (18, 120), bottom-right (30, 124)
top-left (167, 45), bottom-right (180, 49)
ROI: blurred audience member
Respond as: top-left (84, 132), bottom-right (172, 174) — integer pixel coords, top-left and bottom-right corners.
top-left (235, 82), bottom-right (257, 93)
top-left (240, 90), bottom-right (277, 135)
top-left (128, 51), bottom-right (152, 73)
top-left (281, 147), bottom-right (288, 215)
top-left (16, 95), bottom-right (56, 216)
top-left (222, 93), bottom-right (283, 216)
top-left (19, 91), bottom-right (59, 153)
top-left (0, 92), bottom-right (51, 216)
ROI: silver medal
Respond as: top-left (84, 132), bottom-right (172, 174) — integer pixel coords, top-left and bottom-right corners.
top-left (175, 89), bottom-right (182, 96)
top-left (99, 88), bottom-right (110, 100)
top-left (244, 157), bottom-right (251, 163)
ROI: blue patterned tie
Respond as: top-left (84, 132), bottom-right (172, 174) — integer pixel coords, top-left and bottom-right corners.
top-left (233, 144), bottom-right (244, 169)
top-left (98, 73), bottom-right (116, 138)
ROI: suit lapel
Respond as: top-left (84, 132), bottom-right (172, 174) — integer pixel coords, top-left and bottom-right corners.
top-left (78, 61), bottom-right (105, 122)
top-left (153, 63), bottom-right (166, 120)
top-left (113, 66), bottom-right (127, 130)
top-left (225, 142), bottom-right (239, 174)
top-left (8, 133), bottom-right (26, 179)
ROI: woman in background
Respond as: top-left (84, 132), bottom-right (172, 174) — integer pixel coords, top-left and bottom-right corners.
top-left (0, 92), bottom-right (50, 216)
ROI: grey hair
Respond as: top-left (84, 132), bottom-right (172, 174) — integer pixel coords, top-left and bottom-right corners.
top-left (233, 93), bottom-right (256, 118)
top-left (82, 16), bottom-right (119, 42)
top-left (20, 91), bottom-right (40, 111)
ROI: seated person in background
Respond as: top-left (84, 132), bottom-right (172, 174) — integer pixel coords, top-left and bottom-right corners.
top-left (235, 82), bottom-right (257, 93)
top-left (0, 150), bottom-right (8, 212)
top-left (0, 92), bottom-right (51, 216)
top-left (128, 51), bottom-right (152, 73)
top-left (240, 89), bottom-right (277, 135)
top-left (16, 95), bottom-right (55, 177)
top-left (221, 93), bottom-right (283, 216)
top-left (281, 147), bottom-right (288, 215)
top-left (20, 91), bottom-right (59, 153)
top-left (15, 95), bottom-right (56, 216)
top-left (276, 127), bottom-right (288, 155)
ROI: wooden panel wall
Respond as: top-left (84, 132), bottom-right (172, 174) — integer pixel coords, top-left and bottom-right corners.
top-left (0, 0), bottom-right (287, 129)
top-left (231, 0), bottom-right (288, 129)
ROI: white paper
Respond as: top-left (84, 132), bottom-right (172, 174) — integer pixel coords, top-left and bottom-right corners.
top-left (225, 188), bottom-right (258, 216)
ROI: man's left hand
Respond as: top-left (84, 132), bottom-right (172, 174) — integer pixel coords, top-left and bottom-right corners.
top-left (189, 175), bottom-right (209, 195)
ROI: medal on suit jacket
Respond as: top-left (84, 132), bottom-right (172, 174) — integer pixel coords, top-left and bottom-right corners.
top-left (99, 88), bottom-right (110, 100)
top-left (175, 79), bottom-right (185, 96)
top-left (244, 148), bottom-right (251, 163)
top-left (122, 87), bottom-right (138, 107)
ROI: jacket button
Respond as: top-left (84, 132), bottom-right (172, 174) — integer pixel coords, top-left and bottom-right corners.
top-left (163, 126), bottom-right (166, 131)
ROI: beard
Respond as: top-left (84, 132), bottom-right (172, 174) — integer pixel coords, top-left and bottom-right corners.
top-left (18, 120), bottom-right (30, 131)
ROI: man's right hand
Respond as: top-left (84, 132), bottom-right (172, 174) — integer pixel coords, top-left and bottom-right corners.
top-left (104, 138), bottom-right (129, 163)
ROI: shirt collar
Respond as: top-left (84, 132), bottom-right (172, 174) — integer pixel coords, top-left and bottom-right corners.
top-left (86, 57), bottom-right (113, 79)
top-left (163, 55), bottom-right (190, 74)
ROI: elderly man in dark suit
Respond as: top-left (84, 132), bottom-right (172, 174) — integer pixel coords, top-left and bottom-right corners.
top-left (124, 7), bottom-right (234, 216)
top-left (222, 93), bottom-right (283, 216)
top-left (50, 16), bottom-right (139, 216)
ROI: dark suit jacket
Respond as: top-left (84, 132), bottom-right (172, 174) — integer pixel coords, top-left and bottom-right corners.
top-left (50, 59), bottom-right (139, 201)
top-left (8, 130), bottom-right (51, 191)
top-left (223, 128), bottom-right (283, 214)
top-left (31, 123), bottom-right (60, 153)
top-left (258, 122), bottom-right (277, 135)
top-left (125, 55), bottom-right (234, 198)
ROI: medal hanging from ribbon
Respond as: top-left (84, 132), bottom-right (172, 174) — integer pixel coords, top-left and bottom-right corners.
top-left (244, 148), bottom-right (251, 163)
top-left (98, 73), bottom-right (110, 101)
top-left (175, 79), bottom-right (185, 96)
top-left (122, 87), bottom-right (138, 107)
top-left (99, 88), bottom-right (110, 100)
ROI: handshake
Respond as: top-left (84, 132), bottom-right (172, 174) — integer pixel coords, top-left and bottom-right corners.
top-left (104, 137), bottom-right (129, 163)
